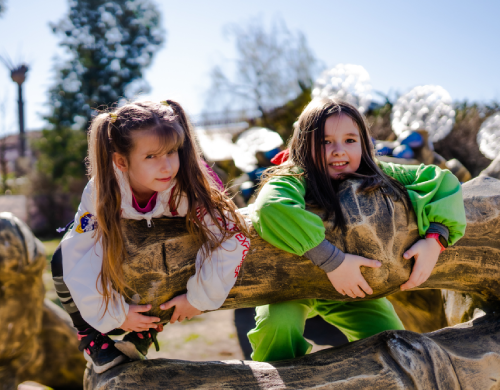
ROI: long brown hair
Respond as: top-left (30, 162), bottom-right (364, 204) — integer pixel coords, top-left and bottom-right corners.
top-left (87, 100), bottom-right (248, 314)
top-left (260, 98), bottom-right (411, 230)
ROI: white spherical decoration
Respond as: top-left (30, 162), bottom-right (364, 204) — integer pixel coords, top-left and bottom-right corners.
top-left (312, 64), bottom-right (373, 114)
top-left (477, 113), bottom-right (500, 160)
top-left (232, 127), bottom-right (284, 172)
top-left (391, 85), bottom-right (455, 143)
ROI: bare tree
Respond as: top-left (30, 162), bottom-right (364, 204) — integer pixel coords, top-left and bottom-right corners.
top-left (207, 18), bottom-right (320, 120)
top-left (0, 0), bottom-right (6, 18)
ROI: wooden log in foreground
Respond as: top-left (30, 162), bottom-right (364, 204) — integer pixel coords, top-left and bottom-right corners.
top-left (81, 175), bottom-right (500, 390)
top-left (84, 311), bottom-right (500, 389)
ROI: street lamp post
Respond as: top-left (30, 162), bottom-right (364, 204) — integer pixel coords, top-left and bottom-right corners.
top-left (10, 64), bottom-right (29, 157)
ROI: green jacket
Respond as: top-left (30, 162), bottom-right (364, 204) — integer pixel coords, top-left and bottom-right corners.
top-left (250, 161), bottom-right (467, 256)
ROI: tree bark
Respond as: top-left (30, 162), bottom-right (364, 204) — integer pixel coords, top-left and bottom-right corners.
top-left (81, 175), bottom-right (500, 389)
top-left (84, 312), bottom-right (500, 390)
top-left (120, 175), bottom-right (500, 322)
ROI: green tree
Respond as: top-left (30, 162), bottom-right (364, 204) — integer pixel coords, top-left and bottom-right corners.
top-left (39, 0), bottom-right (165, 183)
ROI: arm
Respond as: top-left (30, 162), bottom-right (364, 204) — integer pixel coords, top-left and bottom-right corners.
top-left (161, 209), bottom-right (250, 322)
top-left (251, 174), bottom-right (380, 298)
top-left (251, 174), bottom-right (326, 255)
top-left (378, 161), bottom-right (467, 290)
top-left (378, 161), bottom-right (466, 245)
top-left (61, 181), bottom-right (157, 332)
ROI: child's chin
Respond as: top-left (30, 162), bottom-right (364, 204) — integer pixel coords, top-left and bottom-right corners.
top-left (328, 170), bottom-right (346, 179)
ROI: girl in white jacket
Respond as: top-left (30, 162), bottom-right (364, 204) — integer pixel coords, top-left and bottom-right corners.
top-left (51, 100), bottom-right (250, 373)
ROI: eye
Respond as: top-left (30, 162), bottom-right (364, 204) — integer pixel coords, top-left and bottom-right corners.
top-left (321, 139), bottom-right (331, 145)
top-left (146, 154), bottom-right (155, 159)
top-left (167, 149), bottom-right (178, 155)
top-left (346, 138), bottom-right (357, 144)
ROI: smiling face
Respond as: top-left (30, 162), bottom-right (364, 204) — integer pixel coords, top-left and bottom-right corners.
top-left (113, 129), bottom-right (180, 200)
top-left (322, 114), bottom-right (362, 179)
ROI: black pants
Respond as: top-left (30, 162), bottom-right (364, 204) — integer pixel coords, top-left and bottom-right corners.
top-left (51, 245), bottom-right (125, 336)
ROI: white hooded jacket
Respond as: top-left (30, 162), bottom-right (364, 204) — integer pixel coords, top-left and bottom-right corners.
top-left (60, 167), bottom-right (250, 333)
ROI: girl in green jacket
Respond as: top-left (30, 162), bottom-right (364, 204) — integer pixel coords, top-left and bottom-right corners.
top-left (248, 98), bottom-right (466, 362)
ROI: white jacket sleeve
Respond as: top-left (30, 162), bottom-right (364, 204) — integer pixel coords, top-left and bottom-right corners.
top-left (186, 209), bottom-right (250, 311)
top-left (60, 181), bottom-right (129, 333)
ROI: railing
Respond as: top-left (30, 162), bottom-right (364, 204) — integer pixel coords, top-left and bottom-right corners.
top-left (190, 109), bottom-right (260, 128)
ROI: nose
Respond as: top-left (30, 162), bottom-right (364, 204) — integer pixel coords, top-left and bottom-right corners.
top-left (160, 155), bottom-right (172, 172)
top-left (329, 142), bottom-right (346, 157)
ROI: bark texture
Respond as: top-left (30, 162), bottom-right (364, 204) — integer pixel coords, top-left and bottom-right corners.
top-left (84, 312), bottom-right (500, 390)
top-left (84, 175), bottom-right (500, 389)
top-left (119, 175), bottom-right (500, 321)
top-left (0, 213), bottom-right (86, 390)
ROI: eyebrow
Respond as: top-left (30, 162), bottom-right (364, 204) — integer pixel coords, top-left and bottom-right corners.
top-left (324, 133), bottom-right (359, 137)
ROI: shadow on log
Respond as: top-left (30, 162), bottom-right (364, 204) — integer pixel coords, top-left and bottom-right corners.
top-left (0, 213), bottom-right (86, 390)
top-left (84, 312), bottom-right (500, 389)
top-left (83, 175), bottom-right (500, 389)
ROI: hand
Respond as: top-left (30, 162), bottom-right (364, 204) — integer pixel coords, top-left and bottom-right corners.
top-left (160, 294), bottom-right (202, 324)
top-left (400, 238), bottom-right (441, 291)
top-left (120, 304), bottom-right (160, 332)
top-left (327, 254), bottom-right (382, 298)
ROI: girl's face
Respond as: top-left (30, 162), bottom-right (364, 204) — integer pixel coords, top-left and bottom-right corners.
top-left (322, 114), bottom-right (362, 179)
top-left (114, 130), bottom-right (180, 198)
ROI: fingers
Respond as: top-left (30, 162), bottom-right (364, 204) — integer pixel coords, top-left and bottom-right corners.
top-left (351, 285), bottom-right (365, 298)
top-left (400, 270), bottom-right (422, 291)
top-left (359, 259), bottom-right (382, 268)
top-left (134, 313), bottom-right (160, 324)
top-left (403, 242), bottom-right (420, 260)
top-left (160, 296), bottom-right (180, 310)
top-left (169, 308), bottom-right (180, 324)
top-left (358, 277), bottom-right (373, 295)
top-left (130, 304), bottom-right (152, 313)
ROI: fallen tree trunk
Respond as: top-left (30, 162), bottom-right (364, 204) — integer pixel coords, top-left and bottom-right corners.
top-left (120, 175), bottom-right (500, 322)
top-left (84, 311), bottom-right (500, 390)
top-left (81, 175), bottom-right (500, 390)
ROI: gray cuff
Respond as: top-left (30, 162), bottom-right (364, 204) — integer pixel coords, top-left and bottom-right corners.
top-left (427, 222), bottom-right (449, 242)
top-left (304, 239), bottom-right (346, 273)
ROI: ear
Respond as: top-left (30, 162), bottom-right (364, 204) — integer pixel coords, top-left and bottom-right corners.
top-left (112, 152), bottom-right (129, 172)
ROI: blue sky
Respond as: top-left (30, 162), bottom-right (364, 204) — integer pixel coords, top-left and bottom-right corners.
top-left (0, 0), bottom-right (499, 135)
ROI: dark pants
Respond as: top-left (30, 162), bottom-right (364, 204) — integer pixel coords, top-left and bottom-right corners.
top-left (51, 245), bottom-right (125, 336)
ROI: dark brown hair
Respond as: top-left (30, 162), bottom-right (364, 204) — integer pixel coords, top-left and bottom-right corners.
top-left (260, 98), bottom-right (410, 230)
top-left (87, 100), bottom-right (248, 314)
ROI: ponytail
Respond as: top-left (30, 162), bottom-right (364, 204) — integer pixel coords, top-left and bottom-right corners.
top-left (87, 113), bottom-right (130, 315)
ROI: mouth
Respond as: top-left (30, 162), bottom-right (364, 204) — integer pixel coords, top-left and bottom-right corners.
top-left (329, 162), bottom-right (349, 169)
top-left (156, 177), bottom-right (171, 182)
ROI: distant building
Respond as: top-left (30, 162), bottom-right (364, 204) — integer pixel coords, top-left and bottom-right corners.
top-left (0, 130), bottom-right (41, 174)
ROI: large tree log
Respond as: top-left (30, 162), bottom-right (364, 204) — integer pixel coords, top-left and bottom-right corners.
top-left (0, 213), bottom-right (86, 390)
top-left (82, 175), bottom-right (500, 390)
top-left (120, 175), bottom-right (500, 322)
top-left (84, 312), bottom-right (500, 390)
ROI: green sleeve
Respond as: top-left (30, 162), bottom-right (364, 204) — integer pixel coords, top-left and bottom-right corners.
top-left (250, 175), bottom-right (325, 256)
top-left (378, 161), bottom-right (467, 245)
